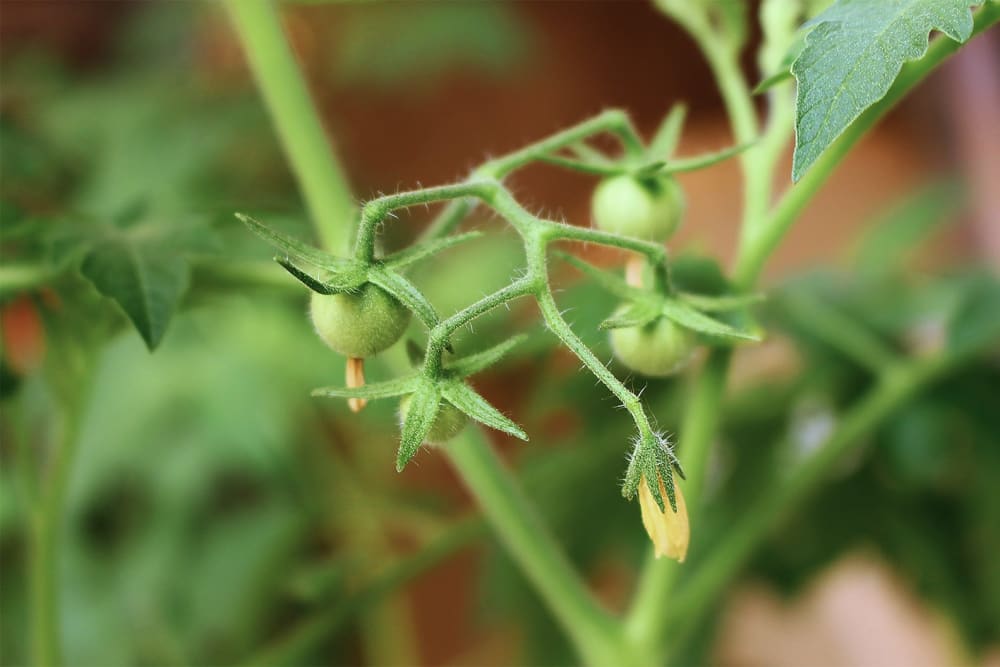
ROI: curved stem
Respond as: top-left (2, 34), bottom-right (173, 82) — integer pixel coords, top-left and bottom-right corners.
top-left (356, 181), bottom-right (501, 262)
top-left (534, 257), bottom-right (656, 444)
top-left (420, 110), bottom-right (646, 241)
top-left (224, 0), bottom-right (355, 254)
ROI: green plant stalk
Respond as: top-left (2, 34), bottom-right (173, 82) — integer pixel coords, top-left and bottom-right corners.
top-left (663, 352), bottom-right (961, 651)
top-left (625, 2), bottom-right (1000, 659)
top-left (224, 0), bottom-right (354, 255)
top-left (29, 403), bottom-right (84, 667)
top-left (654, 1), bottom-right (766, 230)
top-left (444, 433), bottom-right (630, 667)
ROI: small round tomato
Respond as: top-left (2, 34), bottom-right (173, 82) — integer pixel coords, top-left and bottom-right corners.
top-left (310, 283), bottom-right (410, 358)
top-left (398, 395), bottom-right (468, 444)
top-left (609, 311), bottom-right (696, 377)
top-left (591, 174), bottom-right (685, 242)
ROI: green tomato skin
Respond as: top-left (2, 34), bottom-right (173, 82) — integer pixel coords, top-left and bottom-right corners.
top-left (398, 395), bottom-right (468, 444)
top-left (591, 175), bottom-right (685, 242)
top-left (609, 311), bottom-right (696, 377)
top-left (310, 284), bottom-right (411, 358)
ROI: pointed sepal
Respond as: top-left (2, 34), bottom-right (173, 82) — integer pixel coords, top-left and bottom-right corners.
top-left (661, 298), bottom-right (760, 341)
top-left (649, 104), bottom-right (687, 161)
top-left (383, 231), bottom-right (484, 270)
top-left (447, 334), bottom-right (529, 378)
top-left (396, 381), bottom-right (442, 471)
top-left (238, 213), bottom-right (347, 271)
top-left (367, 267), bottom-right (441, 331)
top-left (312, 374), bottom-right (421, 401)
top-left (555, 253), bottom-right (643, 301)
top-left (441, 382), bottom-right (528, 441)
top-left (598, 300), bottom-right (662, 331)
top-left (659, 142), bottom-right (755, 175)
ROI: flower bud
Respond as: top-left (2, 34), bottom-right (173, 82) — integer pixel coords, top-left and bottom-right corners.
top-left (638, 473), bottom-right (689, 562)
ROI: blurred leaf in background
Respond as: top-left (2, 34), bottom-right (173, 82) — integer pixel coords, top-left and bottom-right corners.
top-left (331, 2), bottom-right (530, 90)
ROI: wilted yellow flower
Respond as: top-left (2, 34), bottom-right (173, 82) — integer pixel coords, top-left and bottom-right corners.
top-left (638, 473), bottom-right (689, 562)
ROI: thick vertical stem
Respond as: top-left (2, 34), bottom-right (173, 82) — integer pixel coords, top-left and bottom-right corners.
top-left (30, 407), bottom-right (83, 667)
top-left (225, 0), bottom-right (355, 254)
top-left (443, 432), bottom-right (630, 667)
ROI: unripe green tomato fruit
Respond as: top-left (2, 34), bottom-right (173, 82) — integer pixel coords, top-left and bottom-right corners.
top-left (609, 310), bottom-right (696, 377)
top-left (309, 284), bottom-right (411, 358)
top-left (398, 395), bottom-right (468, 444)
top-left (591, 174), bottom-right (685, 242)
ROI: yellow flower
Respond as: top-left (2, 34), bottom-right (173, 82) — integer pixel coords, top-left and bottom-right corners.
top-left (638, 473), bottom-right (690, 562)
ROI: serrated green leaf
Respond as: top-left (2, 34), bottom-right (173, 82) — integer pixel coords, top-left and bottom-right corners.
top-left (661, 299), bottom-right (760, 341)
top-left (441, 382), bottom-right (528, 441)
top-left (678, 291), bottom-right (765, 312)
top-left (598, 301), bottom-right (662, 330)
top-left (447, 334), bottom-right (529, 378)
top-left (312, 374), bottom-right (421, 400)
top-left (367, 267), bottom-right (440, 331)
top-left (383, 231), bottom-right (484, 270)
top-left (80, 237), bottom-right (189, 350)
top-left (791, 0), bottom-right (982, 181)
top-left (396, 382), bottom-right (442, 471)
top-left (555, 252), bottom-right (642, 301)
top-left (238, 213), bottom-right (346, 271)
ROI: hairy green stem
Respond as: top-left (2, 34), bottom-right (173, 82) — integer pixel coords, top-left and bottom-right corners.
top-left (225, 0), bottom-right (355, 254)
top-left (420, 110), bottom-right (646, 241)
top-left (356, 181), bottom-right (500, 261)
top-left (424, 276), bottom-right (538, 374)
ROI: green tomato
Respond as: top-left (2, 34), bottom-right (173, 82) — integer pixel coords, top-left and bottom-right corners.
top-left (591, 174), bottom-right (685, 242)
top-left (609, 310), bottom-right (696, 377)
top-left (398, 395), bottom-right (468, 444)
top-left (310, 283), bottom-right (411, 357)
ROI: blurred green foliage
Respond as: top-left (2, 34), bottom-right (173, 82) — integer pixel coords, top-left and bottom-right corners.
top-left (1, 3), bottom-right (998, 667)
